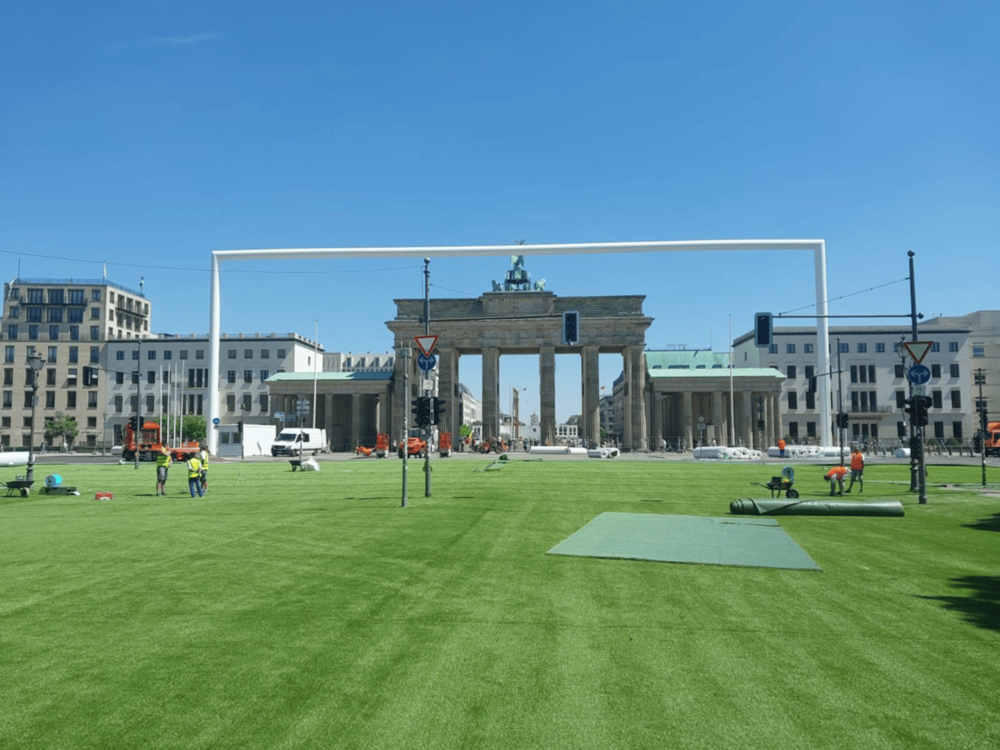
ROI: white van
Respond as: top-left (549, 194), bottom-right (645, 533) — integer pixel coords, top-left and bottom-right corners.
top-left (271, 428), bottom-right (328, 456)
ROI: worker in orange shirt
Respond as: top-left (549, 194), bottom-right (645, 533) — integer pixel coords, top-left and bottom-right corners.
top-left (846, 446), bottom-right (865, 493)
top-left (824, 465), bottom-right (847, 496)
top-left (777, 437), bottom-right (786, 458)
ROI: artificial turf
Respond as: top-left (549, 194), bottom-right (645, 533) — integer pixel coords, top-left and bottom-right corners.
top-left (1, 457), bottom-right (998, 749)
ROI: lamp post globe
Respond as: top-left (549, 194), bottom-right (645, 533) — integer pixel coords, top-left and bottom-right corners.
top-left (25, 352), bottom-right (46, 484)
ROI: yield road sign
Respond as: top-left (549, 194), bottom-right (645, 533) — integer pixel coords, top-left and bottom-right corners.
top-left (907, 364), bottom-right (931, 385)
top-left (417, 353), bottom-right (437, 372)
top-left (903, 341), bottom-right (933, 364)
top-left (414, 335), bottom-right (439, 357)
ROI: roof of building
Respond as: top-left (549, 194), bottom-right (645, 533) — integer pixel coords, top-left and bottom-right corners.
top-left (266, 371), bottom-right (392, 382)
top-left (645, 350), bottom-right (731, 369)
top-left (647, 367), bottom-right (785, 380)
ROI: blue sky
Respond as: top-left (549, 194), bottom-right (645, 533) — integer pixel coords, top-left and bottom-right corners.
top-left (2, 1), bottom-right (997, 421)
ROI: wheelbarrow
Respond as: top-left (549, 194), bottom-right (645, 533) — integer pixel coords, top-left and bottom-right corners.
top-left (2, 477), bottom-right (34, 497)
top-left (757, 466), bottom-right (799, 499)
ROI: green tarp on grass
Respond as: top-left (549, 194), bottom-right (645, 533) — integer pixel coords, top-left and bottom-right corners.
top-left (547, 512), bottom-right (820, 571)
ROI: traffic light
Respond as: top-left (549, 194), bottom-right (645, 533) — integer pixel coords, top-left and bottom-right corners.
top-left (909, 435), bottom-right (923, 462)
top-left (757, 419), bottom-right (765, 430)
top-left (562, 311), bottom-right (580, 346)
top-left (411, 396), bottom-right (431, 427)
top-left (238, 420), bottom-right (244, 432)
top-left (915, 395), bottom-right (931, 427)
top-left (754, 312), bottom-right (773, 348)
top-left (837, 412), bottom-right (850, 429)
top-left (430, 397), bottom-right (446, 426)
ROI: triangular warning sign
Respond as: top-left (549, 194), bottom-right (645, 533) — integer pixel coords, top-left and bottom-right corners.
top-left (902, 341), bottom-right (933, 364)
top-left (414, 335), bottom-right (439, 357)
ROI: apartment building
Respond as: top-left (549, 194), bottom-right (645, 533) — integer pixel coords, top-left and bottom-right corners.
top-left (734, 324), bottom-right (974, 446)
top-left (0, 277), bottom-right (150, 450)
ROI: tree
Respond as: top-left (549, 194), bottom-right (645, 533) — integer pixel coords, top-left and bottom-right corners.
top-left (44, 413), bottom-right (79, 450)
top-left (459, 424), bottom-right (472, 439)
top-left (148, 415), bottom-right (207, 442)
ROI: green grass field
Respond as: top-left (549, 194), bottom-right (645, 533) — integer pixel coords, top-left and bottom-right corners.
top-left (2, 457), bottom-right (998, 749)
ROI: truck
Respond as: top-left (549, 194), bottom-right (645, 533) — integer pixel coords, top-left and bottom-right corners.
top-left (398, 435), bottom-right (426, 458)
top-left (985, 421), bottom-right (1000, 457)
top-left (122, 421), bottom-right (201, 462)
top-left (271, 428), bottom-right (328, 457)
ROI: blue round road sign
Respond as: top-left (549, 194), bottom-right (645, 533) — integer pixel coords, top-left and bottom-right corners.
top-left (212, 418), bottom-right (221, 426)
top-left (907, 364), bottom-right (931, 385)
top-left (417, 353), bottom-right (437, 372)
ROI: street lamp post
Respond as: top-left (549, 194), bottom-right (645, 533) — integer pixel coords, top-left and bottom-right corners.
top-left (25, 352), bottom-right (46, 484)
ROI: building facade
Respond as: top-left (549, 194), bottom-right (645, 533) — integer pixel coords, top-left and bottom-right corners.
top-left (734, 325), bottom-right (975, 447)
top-left (1, 277), bottom-right (150, 450)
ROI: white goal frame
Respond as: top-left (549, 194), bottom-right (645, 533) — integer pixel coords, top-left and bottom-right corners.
top-left (207, 240), bottom-right (831, 453)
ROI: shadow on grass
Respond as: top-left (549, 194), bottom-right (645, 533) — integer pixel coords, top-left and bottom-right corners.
top-left (964, 512), bottom-right (1000, 532)
top-left (922, 576), bottom-right (1000, 632)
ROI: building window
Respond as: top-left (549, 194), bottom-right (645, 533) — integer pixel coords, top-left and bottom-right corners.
top-left (242, 394), bottom-right (252, 412)
top-left (261, 350), bottom-right (270, 359)
top-left (245, 349), bottom-right (253, 359)
top-left (68, 309), bottom-right (84, 324)
top-left (786, 343), bottom-right (796, 354)
top-left (180, 350), bottom-right (188, 360)
top-left (805, 391), bottom-right (815, 410)
top-left (116, 351), bottom-right (125, 360)
top-left (70, 326), bottom-right (79, 341)
top-left (146, 395), bottom-right (155, 412)
top-left (260, 370), bottom-right (269, 382)
top-left (46, 369), bottom-right (56, 386)
top-left (132, 350), bottom-right (139, 360)
top-left (90, 347), bottom-right (99, 364)
top-left (196, 350), bottom-right (205, 360)
top-left (4, 347), bottom-right (13, 364)
top-left (28, 307), bottom-right (43, 322)
top-left (28, 325), bottom-right (39, 340)
top-left (164, 350), bottom-right (172, 360)
top-left (953, 421), bottom-right (963, 439)
top-left (787, 365), bottom-right (796, 379)
top-left (7, 307), bottom-right (17, 319)
top-left (114, 395), bottom-right (123, 413)
top-left (951, 390), bottom-right (961, 408)
top-left (228, 349), bottom-right (237, 359)
top-left (260, 394), bottom-right (269, 413)
top-left (876, 343), bottom-right (885, 353)
top-left (950, 364), bottom-right (960, 378)
top-left (931, 364), bottom-right (941, 378)
top-left (92, 290), bottom-right (101, 301)
top-left (839, 342), bottom-right (849, 353)
top-left (931, 342), bottom-right (940, 352)
top-left (867, 365), bottom-right (876, 383)
top-left (66, 392), bottom-right (76, 408)
top-left (788, 391), bottom-right (798, 409)
top-left (131, 372), bottom-right (139, 385)
top-left (895, 364), bottom-right (904, 378)
top-left (227, 394), bottom-right (236, 412)
top-left (47, 308), bottom-right (62, 322)
top-left (87, 416), bottom-right (96, 428)
top-left (948, 341), bottom-right (958, 352)
top-left (2, 369), bottom-right (11, 386)
top-left (69, 290), bottom-right (84, 305)
top-left (1, 392), bottom-right (10, 408)
top-left (857, 343), bottom-right (867, 353)
top-left (896, 390), bottom-right (905, 408)
top-left (277, 349), bottom-right (286, 358)
top-left (933, 421), bottom-right (944, 439)
top-left (49, 325), bottom-right (59, 339)
top-left (228, 371), bottom-right (237, 384)
top-left (972, 344), bottom-right (985, 358)
top-left (147, 371), bottom-right (156, 385)
top-left (804, 343), bottom-right (813, 354)
top-left (69, 347), bottom-right (78, 363)
top-left (7, 325), bottom-right (17, 339)
top-left (148, 350), bottom-right (157, 360)
top-left (45, 392), bottom-right (56, 408)
top-left (88, 392), bottom-right (98, 408)
top-left (243, 370), bottom-right (253, 384)
top-left (90, 307), bottom-right (100, 319)
top-left (932, 390), bottom-right (943, 409)
top-left (768, 344), bottom-right (778, 354)
top-left (806, 421), bottom-right (816, 438)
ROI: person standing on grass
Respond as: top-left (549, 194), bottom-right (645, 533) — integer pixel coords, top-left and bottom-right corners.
top-left (186, 454), bottom-right (204, 498)
top-left (846, 446), bottom-right (865, 493)
top-left (198, 444), bottom-right (210, 494)
top-left (155, 446), bottom-right (172, 496)
top-left (824, 465), bottom-right (847, 496)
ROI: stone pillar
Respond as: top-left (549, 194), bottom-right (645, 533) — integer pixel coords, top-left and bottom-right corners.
top-left (539, 346), bottom-right (556, 445)
top-left (438, 347), bottom-right (457, 440)
top-left (323, 394), bottom-right (334, 449)
top-left (682, 390), bottom-right (693, 450)
top-left (391, 345), bottom-right (409, 444)
top-left (350, 393), bottom-right (360, 449)
top-left (771, 391), bottom-right (782, 446)
top-left (581, 346), bottom-right (600, 447)
top-left (482, 347), bottom-right (499, 442)
top-left (651, 391), bottom-right (663, 451)
top-left (628, 347), bottom-right (647, 451)
top-left (713, 390), bottom-right (724, 446)
top-left (742, 391), bottom-right (754, 447)
top-left (374, 395), bottom-right (383, 436)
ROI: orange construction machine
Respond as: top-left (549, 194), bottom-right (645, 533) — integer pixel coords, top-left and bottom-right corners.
top-left (985, 421), bottom-right (1000, 457)
top-left (122, 420), bottom-right (201, 462)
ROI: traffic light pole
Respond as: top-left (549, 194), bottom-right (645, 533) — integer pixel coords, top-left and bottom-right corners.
top-left (836, 338), bottom-right (845, 466)
top-left (423, 258), bottom-right (432, 498)
top-left (976, 369), bottom-right (987, 488)
top-left (909, 251), bottom-right (927, 504)
top-left (401, 347), bottom-right (409, 508)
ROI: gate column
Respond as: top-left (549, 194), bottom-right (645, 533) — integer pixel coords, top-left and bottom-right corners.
top-left (582, 346), bottom-right (600, 447)
top-left (482, 347), bottom-right (499, 442)
top-left (539, 346), bottom-right (556, 445)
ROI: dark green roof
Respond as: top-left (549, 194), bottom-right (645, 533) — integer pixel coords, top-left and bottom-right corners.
top-left (266, 371), bottom-right (392, 383)
top-left (645, 351), bottom-right (783, 379)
